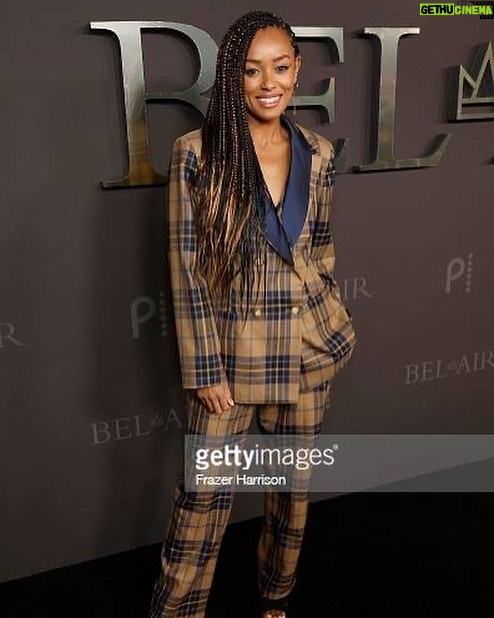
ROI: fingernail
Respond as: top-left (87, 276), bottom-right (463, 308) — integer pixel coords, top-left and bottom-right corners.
top-left (228, 398), bottom-right (234, 406)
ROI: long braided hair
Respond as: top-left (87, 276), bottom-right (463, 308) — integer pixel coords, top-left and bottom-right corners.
top-left (192, 11), bottom-right (300, 309)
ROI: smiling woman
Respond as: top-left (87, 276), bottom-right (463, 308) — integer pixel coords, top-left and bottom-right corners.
top-left (244, 27), bottom-right (300, 209)
top-left (243, 28), bottom-right (300, 120)
top-left (148, 10), bottom-right (356, 618)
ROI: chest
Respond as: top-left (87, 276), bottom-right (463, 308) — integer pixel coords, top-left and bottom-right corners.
top-left (255, 141), bottom-right (291, 207)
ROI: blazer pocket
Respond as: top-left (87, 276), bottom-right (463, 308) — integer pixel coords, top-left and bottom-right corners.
top-left (301, 282), bottom-right (356, 362)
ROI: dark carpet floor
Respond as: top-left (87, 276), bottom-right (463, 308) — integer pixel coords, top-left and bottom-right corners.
top-left (1, 493), bottom-right (493, 617)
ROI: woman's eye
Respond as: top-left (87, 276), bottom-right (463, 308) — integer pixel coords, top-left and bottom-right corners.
top-left (276, 65), bottom-right (289, 72)
top-left (244, 68), bottom-right (258, 77)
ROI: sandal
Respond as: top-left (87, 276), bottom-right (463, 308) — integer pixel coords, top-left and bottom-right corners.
top-left (260, 595), bottom-right (289, 618)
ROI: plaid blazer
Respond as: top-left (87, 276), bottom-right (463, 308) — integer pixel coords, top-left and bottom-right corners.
top-left (167, 121), bottom-right (356, 403)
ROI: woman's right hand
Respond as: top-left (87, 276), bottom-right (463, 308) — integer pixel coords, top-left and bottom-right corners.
top-left (195, 382), bottom-right (235, 414)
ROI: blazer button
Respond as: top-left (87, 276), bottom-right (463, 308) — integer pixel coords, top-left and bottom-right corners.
top-left (291, 306), bottom-right (300, 316)
top-left (254, 308), bottom-right (262, 318)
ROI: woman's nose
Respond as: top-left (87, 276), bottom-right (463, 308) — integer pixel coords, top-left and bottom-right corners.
top-left (260, 71), bottom-right (276, 89)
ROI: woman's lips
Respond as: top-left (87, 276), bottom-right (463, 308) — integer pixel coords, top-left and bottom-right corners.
top-left (256, 95), bottom-right (282, 108)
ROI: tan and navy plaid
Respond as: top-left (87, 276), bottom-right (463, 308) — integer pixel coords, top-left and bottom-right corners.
top-left (166, 123), bottom-right (356, 404)
top-left (150, 122), bottom-right (357, 617)
top-left (149, 379), bottom-right (332, 618)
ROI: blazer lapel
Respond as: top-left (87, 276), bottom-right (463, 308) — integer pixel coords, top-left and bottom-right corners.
top-left (281, 117), bottom-right (312, 249)
top-left (265, 204), bottom-right (293, 264)
top-left (293, 123), bottom-right (322, 250)
top-left (264, 116), bottom-right (314, 265)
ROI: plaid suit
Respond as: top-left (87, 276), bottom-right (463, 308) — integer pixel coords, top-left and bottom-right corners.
top-left (166, 120), bottom-right (356, 403)
top-left (150, 121), bottom-right (356, 617)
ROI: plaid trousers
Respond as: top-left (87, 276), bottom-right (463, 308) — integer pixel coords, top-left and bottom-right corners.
top-left (149, 378), bottom-right (332, 618)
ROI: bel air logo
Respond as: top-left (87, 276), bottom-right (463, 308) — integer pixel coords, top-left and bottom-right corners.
top-left (88, 22), bottom-right (493, 188)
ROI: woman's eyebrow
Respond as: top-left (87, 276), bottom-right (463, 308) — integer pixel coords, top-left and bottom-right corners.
top-left (245, 54), bottom-right (291, 64)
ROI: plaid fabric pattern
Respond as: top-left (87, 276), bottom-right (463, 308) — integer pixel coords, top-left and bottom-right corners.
top-left (149, 379), bottom-right (331, 618)
top-left (166, 124), bottom-right (356, 403)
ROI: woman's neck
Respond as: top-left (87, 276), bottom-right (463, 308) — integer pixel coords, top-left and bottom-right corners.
top-left (247, 116), bottom-right (288, 148)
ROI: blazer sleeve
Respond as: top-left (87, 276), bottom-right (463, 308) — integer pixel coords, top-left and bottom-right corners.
top-left (166, 135), bottom-right (227, 390)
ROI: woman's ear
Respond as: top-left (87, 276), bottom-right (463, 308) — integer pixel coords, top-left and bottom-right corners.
top-left (294, 55), bottom-right (302, 84)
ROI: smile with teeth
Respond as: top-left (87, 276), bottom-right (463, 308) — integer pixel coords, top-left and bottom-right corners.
top-left (257, 95), bottom-right (282, 107)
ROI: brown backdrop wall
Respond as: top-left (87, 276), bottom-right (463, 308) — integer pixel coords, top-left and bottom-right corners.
top-left (1, 0), bottom-right (493, 582)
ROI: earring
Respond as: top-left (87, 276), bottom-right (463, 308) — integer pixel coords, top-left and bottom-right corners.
top-left (292, 81), bottom-right (299, 116)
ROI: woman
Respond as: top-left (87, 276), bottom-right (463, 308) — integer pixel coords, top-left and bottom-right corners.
top-left (150, 10), bottom-right (356, 618)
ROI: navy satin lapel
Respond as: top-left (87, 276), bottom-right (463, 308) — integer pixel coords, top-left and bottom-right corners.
top-left (263, 116), bottom-right (311, 265)
top-left (281, 117), bottom-right (311, 249)
top-left (265, 201), bottom-right (293, 264)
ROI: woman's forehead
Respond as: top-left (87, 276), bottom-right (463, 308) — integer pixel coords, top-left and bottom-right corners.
top-left (246, 27), bottom-right (294, 58)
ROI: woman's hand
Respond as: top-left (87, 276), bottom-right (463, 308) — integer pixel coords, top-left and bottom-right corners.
top-left (195, 382), bottom-right (235, 414)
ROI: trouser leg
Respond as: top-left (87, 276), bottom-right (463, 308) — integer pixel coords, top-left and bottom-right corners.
top-left (149, 392), bottom-right (255, 618)
top-left (256, 380), bottom-right (332, 602)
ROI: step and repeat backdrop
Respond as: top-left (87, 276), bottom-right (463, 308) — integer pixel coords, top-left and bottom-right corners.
top-left (1, 0), bottom-right (493, 581)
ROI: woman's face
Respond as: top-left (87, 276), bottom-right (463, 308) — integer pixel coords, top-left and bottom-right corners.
top-left (243, 27), bottom-right (300, 124)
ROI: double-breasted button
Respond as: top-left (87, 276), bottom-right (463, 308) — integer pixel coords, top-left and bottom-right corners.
top-left (253, 308), bottom-right (262, 318)
top-left (291, 306), bottom-right (300, 316)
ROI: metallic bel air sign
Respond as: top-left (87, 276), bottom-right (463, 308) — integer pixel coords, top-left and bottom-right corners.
top-left (89, 22), bottom-right (493, 188)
